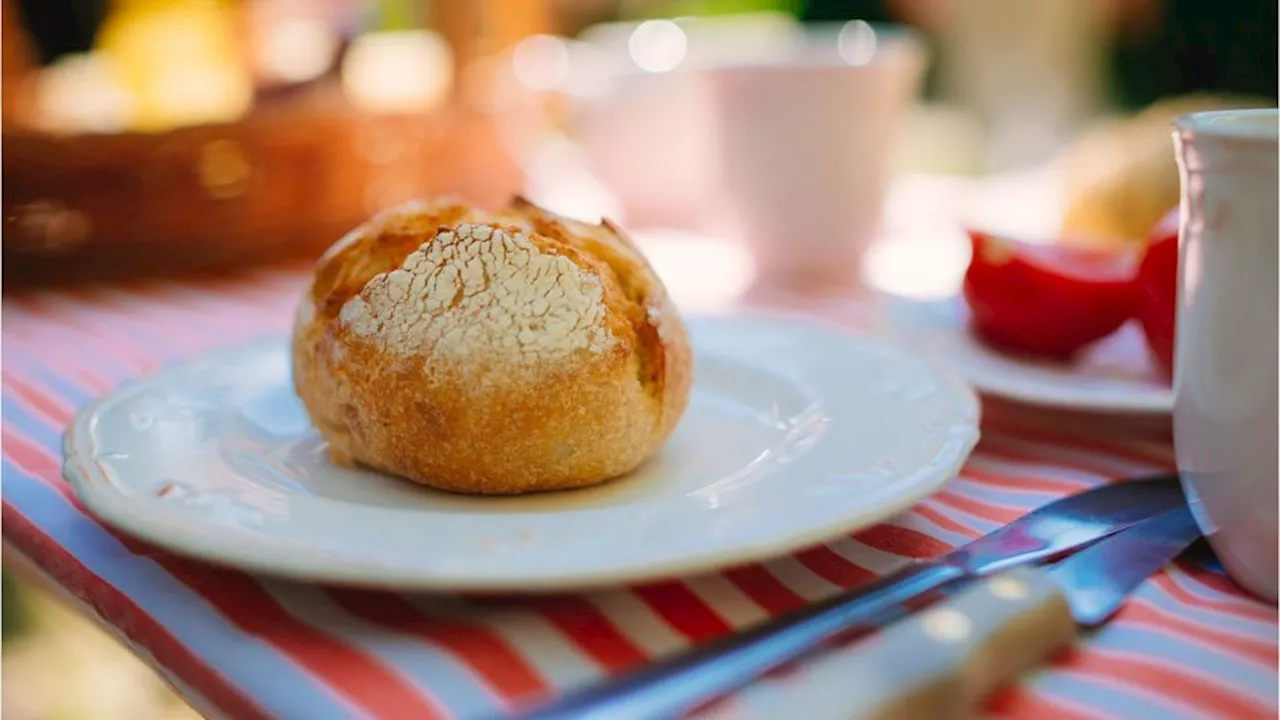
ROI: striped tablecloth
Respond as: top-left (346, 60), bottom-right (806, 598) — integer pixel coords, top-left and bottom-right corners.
top-left (3, 263), bottom-right (1276, 720)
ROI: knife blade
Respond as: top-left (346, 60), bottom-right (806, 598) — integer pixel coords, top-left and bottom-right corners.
top-left (720, 503), bottom-right (1203, 720)
top-left (515, 475), bottom-right (1185, 720)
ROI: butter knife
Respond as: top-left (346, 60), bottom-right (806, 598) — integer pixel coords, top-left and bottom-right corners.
top-left (721, 504), bottom-right (1203, 720)
top-left (516, 475), bottom-right (1184, 720)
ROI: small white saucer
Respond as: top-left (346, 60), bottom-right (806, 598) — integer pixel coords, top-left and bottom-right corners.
top-left (876, 294), bottom-right (1173, 415)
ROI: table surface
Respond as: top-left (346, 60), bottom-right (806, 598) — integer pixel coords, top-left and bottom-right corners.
top-left (3, 258), bottom-right (1276, 720)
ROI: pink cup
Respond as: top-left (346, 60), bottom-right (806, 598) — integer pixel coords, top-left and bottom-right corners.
top-left (705, 23), bottom-right (926, 292)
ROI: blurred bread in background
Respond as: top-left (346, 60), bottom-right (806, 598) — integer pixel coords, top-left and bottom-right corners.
top-left (1060, 92), bottom-right (1274, 244)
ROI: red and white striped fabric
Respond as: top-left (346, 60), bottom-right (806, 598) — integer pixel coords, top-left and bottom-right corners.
top-left (3, 263), bottom-right (1276, 720)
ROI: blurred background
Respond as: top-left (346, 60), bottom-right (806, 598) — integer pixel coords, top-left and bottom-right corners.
top-left (1, 0), bottom-right (1275, 717)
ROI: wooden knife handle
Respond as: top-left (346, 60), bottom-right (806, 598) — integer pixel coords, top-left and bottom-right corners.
top-left (719, 567), bottom-right (1078, 720)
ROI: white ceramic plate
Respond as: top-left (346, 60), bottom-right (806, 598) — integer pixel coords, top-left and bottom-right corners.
top-left (64, 313), bottom-right (979, 592)
top-left (876, 295), bottom-right (1173, 415)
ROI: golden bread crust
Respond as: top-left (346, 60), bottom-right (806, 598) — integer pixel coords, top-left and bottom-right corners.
top-left (292, 196), bottom-right (692, 494)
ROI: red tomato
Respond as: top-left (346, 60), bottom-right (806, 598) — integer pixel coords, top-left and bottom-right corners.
top-left (963, 230), bottom-right (1139, 359)
top-left (1135, 208), bottom-right (1179, 378)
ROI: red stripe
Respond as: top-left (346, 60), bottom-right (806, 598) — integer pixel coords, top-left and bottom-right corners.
top-left (958, 459), bottom-right (1091, 495)
top-left (691, 693), bottom-right (741, 718)
top-left (161, 566), bottom-right (445, 720)
top-left (477, 595), bottom-right (647, 674)
top-left (982, 400), bottom-right (1171, 446)
top-left (72, 287), bottom-right (216, 347)
top-left (632, 581), bottom-right (732, 643)
top-left (328, 589), bottom-right (548, 705)
top-left (1118, 601), bottom-right (1278, 668)
top-left (985, 684), bottom-right (1108, 720)
top-left (0, 335), bottom-right (115, 394)
top-left (984, 417), bottom-right (1174, 469)
top-left (1173, 562), bottom-right (1277, 609)
top-left (3, 372), bottom-right (77, 424)
top-left (722, 564), bottom-right (807, 615)
top-left (17, 296), bottom-right (157, 373)
top-left (3, 428), bottom-right (445, 720)
top-left (88, 283), bottom-right (276, 342)
top-left (793, 546), bottom-right (875, 590)
top-left (22, 278), bottom-right (287, 372)
top-left (931, 490), bottom-right (1020, 525)
top-left (1059, 647), bottom-right (1275, 719)
top-left (47, 287), bottom-right (234, 363)
top-left (1154, 572), bottom-right (1276, 625)
top-left (853, 523), bottom-right (954, 560)
top-left (973, 437), bottom-right (1118, 482)
top-left (949, 477), bottom-right (1039, 513)
top-left (1, 318), bottom-right (126, 388)
top-left (913, 501), bottom-right (982, 538)
top-left (977, 434), bottom-right (1133, 480)
top-left (3, 504), bottom-right (272, 720)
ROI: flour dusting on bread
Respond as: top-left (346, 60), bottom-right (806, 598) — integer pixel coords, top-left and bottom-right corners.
top-left (340, 223), bottom-right (613, 366)
top-left (292, 196), bottom-right (692, 494)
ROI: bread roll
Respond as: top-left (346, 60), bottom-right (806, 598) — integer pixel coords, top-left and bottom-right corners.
top-left (1060, 93), bottom-right (1273, 244)
top-left (291, 196), bottom-right (692, 494)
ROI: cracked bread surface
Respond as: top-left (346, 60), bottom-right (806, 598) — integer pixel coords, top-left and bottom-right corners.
top-left (291, 196), bottom-right (693, 494)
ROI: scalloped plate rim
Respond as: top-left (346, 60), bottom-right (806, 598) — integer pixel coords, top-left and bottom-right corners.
top-left (63, 312), bottom-right (981, 592)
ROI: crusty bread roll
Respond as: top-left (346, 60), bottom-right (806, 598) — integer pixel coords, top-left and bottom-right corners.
top-left (292, 196), bottom-right (692, 494)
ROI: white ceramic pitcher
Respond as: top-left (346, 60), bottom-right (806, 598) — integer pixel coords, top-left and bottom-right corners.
top-left (1172, 109), bottom-right (1279, 601)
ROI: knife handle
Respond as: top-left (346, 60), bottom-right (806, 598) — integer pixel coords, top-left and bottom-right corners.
top-left (515, 561), bottom-right (966, 720)
top-left (721, 567), bottom-right (1077, 720)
